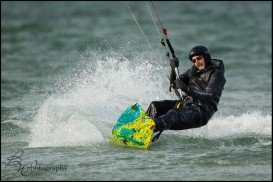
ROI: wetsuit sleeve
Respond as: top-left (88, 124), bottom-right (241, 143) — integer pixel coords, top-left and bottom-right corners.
top-left (188, 69), bottom-right (226, 101)
top-left (178, 69), bottom-right (190, 85)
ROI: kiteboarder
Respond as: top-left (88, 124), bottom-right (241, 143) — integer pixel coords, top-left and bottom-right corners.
top-left (146, 45), bottom-right (226, 133)
top-left (125, 2), bottom-right (226, 140)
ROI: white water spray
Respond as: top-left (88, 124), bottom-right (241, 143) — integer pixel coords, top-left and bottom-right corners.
top-left (29, 50), bottom-right (170, 147)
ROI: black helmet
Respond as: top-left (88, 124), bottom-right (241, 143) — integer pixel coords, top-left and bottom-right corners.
top-left (188, 45), bottom-right (211, 61)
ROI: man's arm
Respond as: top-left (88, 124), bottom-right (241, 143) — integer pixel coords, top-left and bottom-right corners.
top-left (178, 69), bottom-right (191, 85)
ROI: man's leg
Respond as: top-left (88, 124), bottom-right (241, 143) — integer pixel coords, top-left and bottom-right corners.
top-left (146, 100), bottom-right (177, 119)
top-left (155, 105), bottom-right (203, 131)
top-left (146, 100), bottom-right (177, 132)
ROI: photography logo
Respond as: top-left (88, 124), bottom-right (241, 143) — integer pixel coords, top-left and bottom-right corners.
top-left (3, 150), bottom-right (68, 176)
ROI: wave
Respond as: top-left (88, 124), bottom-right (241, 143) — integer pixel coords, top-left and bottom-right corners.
top-left (178, 111), bottom-right (272, 138)
top-left (1, 119), bottom-right (30, 137)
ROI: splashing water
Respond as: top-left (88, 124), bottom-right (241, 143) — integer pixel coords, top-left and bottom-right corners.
top-left (28, 50), bottom-right (170, 147)
top-left (28, 97), bottom-right (105, 147)
top-left (28, 50), bottom-right (271, 148)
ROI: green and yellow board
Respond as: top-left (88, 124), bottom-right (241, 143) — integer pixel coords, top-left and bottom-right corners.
top-left (109, 103), bottom-right (155, 149)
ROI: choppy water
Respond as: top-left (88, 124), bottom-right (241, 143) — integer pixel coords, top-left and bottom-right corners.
top-left (1, 1), bottom-right (272, 181)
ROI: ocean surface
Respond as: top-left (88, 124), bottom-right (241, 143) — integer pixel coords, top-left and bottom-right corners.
top-left (1, 1), bottom-right (272, 181)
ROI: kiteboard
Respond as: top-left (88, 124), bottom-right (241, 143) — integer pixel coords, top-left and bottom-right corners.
top-left (109, 103), bottom-right (155, 149)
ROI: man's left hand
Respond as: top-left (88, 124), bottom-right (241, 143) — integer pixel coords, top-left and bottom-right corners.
top-left (173, 78), bottom-right (189, 92)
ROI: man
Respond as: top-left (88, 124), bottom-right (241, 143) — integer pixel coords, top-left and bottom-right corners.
top-left (146, 45), bottom-right (226, 134)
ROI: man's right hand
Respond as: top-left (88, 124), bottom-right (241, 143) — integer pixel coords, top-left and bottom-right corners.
top-left (170, 58), bottom-right (179, 70)
top-left (173, 78), bottom-right (189, 93)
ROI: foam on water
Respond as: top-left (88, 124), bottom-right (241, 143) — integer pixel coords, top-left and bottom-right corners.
top-left (179, 111), bottom-right (272, 139)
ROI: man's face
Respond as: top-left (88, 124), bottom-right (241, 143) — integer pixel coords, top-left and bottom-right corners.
top-left (191, 55), bottom-right (205, 70)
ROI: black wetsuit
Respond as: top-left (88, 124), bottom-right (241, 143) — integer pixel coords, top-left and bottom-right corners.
top-left (146, 59), bottom-right (226, 132)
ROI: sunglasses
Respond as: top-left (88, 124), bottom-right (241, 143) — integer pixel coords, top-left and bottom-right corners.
top-left (191, 56), bottom-right (203, 63)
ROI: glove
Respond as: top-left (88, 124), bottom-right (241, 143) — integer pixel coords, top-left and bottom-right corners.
top-left (173, 78), bottom-right (188, 92)
top-left (170, 58), bottom-right (179, 70)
